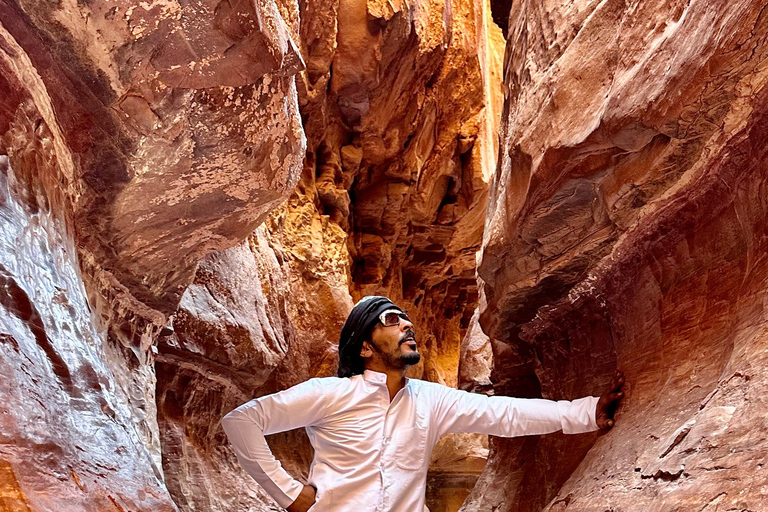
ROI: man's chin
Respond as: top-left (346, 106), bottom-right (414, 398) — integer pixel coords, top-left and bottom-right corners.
top-left (400, 351), bottom-right (421, 366)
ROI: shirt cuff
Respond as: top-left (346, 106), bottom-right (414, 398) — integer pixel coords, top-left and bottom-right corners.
top-left (557, 396), bottom-right (600, 434)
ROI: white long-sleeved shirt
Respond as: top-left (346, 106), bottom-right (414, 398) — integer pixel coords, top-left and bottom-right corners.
top-left (221, 369), bottom-right (599, 512)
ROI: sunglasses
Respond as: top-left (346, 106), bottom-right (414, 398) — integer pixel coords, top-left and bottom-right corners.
top-left (378, 309), bottom-right (411, 327)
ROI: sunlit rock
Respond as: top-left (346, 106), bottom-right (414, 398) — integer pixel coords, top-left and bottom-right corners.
top-left (0, 157), bottom-right (177, 511)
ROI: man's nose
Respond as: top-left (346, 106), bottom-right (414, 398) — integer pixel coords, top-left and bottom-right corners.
top-left (400, 317), bottom-right (414, 331)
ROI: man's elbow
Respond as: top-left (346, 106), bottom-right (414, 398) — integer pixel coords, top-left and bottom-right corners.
top-left (220, 407), bottom-right (244, 434)
top-left (220, 401), bottom-right (265, 434)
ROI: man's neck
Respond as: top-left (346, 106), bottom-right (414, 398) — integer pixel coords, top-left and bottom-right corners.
top-left (365, 365), bottom-right (407, 401)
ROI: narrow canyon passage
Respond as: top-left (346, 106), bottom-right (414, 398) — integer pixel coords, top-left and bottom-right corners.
top-left (2, 0), bottom-right (768, 511)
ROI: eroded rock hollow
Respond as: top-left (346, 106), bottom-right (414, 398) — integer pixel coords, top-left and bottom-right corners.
top-left (1, 0), bottom-right (767, 510)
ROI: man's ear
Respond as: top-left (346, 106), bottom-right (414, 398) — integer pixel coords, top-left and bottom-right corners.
top-left (360, 341), bottom-right (373, 359)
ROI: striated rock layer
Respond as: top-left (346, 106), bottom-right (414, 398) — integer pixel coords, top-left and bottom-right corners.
top-left (2, 0), bottom-right (505, 505)
top-left (152, 0), bottom-right (505, 506)
top-left (0, 0), bottom-right (305, 343)
top-left (0, 158), bottom-right (177, 511)
top-left (0, 0), bottom-right (305, 508)
top-left (462, 0), bottom-right (768, 511)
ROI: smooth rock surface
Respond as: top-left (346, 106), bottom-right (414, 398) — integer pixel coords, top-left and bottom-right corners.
top-left (0, 157), bottom-right (177, 511)
top-left (0, 0), bottom-right (306, 508)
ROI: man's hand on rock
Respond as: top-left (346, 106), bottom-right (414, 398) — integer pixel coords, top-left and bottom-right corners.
top-left (287, 484), bottom-right (316, 512)
top-left (596, 370), bottom-right (625, 430)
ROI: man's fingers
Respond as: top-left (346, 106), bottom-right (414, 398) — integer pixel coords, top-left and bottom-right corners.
top-left (608, 370), bottom-right (625, 392)
top-left (596, 370), bottom-right (626, 430)
top-left (597, 415), bottom-right (615, 430)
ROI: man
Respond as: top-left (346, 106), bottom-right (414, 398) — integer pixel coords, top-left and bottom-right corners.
top-left (222, 296), bottom-right (625, 512)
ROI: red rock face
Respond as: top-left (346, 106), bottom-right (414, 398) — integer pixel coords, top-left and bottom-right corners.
top-left (1, 0), bottom-right (507, 504)
top-left (0, 158), bottom-right (177, 511)
top-left (0, 0), bottom-right (305, 509)
top-left (152, 0), bottom-right (505, 509)
top-left (14, 0), bottom-right (768, 509)
top-left (0, 0), bottom-right (304, 341)
top-left (3, 0), bottom-right (503, 502)
top-left (463, 1), bottom-right (768, 510)
top-left (154, 220), bottom-right (350, 511)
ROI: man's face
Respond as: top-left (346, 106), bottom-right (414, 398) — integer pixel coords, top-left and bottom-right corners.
top-left (366, 312), bottom-right (421, 370)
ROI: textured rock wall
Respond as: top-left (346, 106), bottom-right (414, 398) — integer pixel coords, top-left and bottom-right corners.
top-left (152, 0), bottom-right (505, 507)
top-left (297, 0), bottom-right (505, 386)
top-left (462, 1), bottom-right (768, 511)
top-left (3, 0), bottom-right (508, 508)
top-left (154, 193), bottom-right (353, 511)
top-left (0, 158), bottom-right (176, 510)
top-left (9, 0), bottom-right (768, 509)
top-left (0, 0), bottom-right (305, 334)
top-left (0, 0), bottom-right (305, 508)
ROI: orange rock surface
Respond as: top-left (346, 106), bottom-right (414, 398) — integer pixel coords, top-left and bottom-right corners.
top-left (153, 0), bottom-right (504, 508)
top-left (2, 0), bottom-right (501, 508)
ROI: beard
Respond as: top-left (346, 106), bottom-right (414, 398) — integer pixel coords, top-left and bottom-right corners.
top-left (369, 339), bottom-right (421, 369)
top-left (397, 350), bottom-right (421, 367)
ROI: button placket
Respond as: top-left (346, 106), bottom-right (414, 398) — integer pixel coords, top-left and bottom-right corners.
top-left (380, 386), bottom-right (398, 511)
top-left (377, 379), bottom-right (409, 511)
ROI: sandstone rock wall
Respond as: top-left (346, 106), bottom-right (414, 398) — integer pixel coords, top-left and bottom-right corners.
top-left (0, 157), bottom-right (177, 510)
top-left (155, 189), bottom-right (353, 511)
top-left (0, 0), bottom-right (306, 507)
top-left (7, 0), bottom-right (768, 509)
top-left (296, 0), bottom-right (505, 386)
top-left (2, 0), bottom-right (505, 503)
top-left (153, 0), bottom-right (505, 507)
top-left (462, 1), bottom-right (768, 510)
top-left (15, 0), bottom-right (759, 509)
top-left (0, 0), bottom-right (305, 333)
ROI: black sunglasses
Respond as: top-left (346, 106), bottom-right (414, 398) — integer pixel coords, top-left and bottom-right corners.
top-left (378, 309), bottom-right (411, 327)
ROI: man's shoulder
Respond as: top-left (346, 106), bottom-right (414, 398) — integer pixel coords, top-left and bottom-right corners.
top-left (408, 379), bottom-right (482, 406)
top-left (300, 375), bottom-right (358, 391)
top-left (407, 378), bottom-right (453, 395)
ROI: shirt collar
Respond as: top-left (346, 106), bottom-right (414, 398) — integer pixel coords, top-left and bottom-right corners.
top-left (362, 370), bottom-right (411, 389)
top-left (362, 369), bottom-right (388, 384)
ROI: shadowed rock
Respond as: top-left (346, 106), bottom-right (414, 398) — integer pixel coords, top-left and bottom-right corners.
top-left (462, 1), bottom-right (768, 510)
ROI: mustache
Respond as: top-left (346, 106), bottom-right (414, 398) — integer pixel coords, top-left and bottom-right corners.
top-left (399, 330), bottom-right (417, 344)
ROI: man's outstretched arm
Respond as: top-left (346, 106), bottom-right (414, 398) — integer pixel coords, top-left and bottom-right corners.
top-left (432, 370), bottom-right (625, 437)
top-left (221, 378), bottom-right (331, 511)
